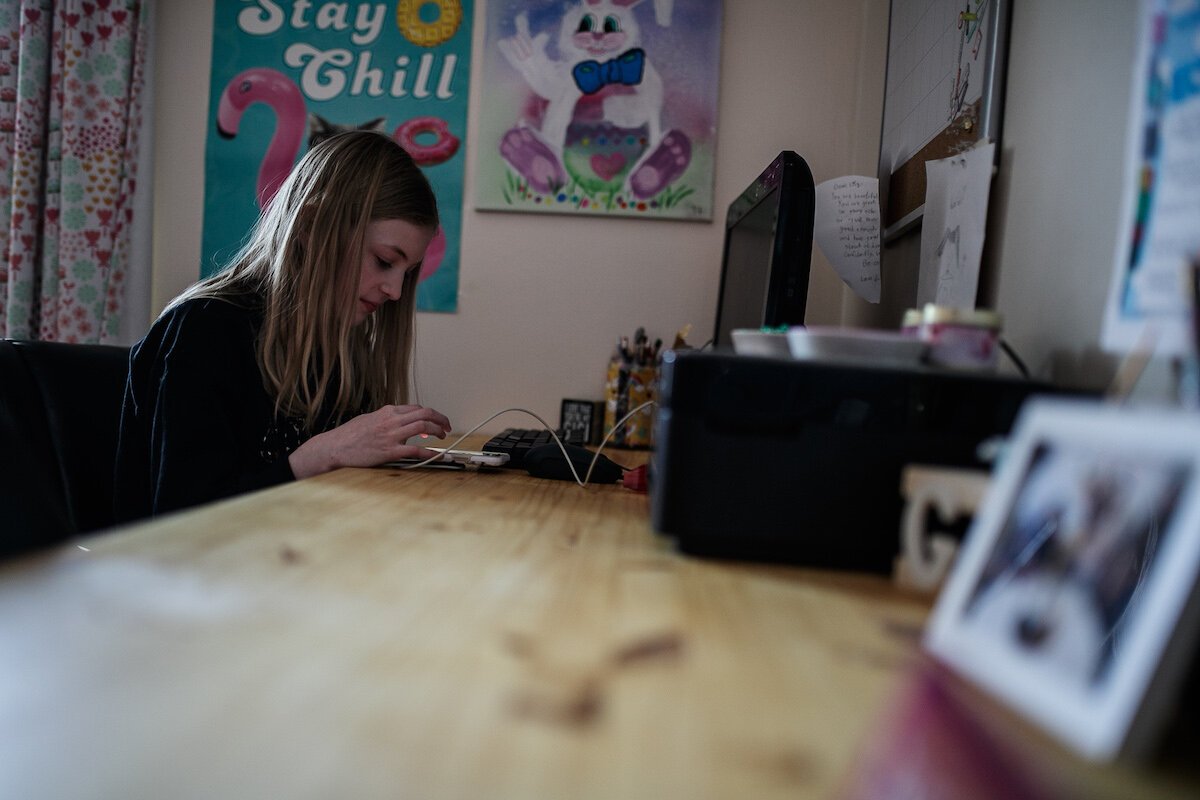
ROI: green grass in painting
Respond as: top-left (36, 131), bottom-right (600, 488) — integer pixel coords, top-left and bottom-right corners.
top-left (500, 168), bottom-right (697, 216)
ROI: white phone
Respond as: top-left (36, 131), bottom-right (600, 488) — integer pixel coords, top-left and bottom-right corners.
top-left (425, 448), bottom-right (511, 467)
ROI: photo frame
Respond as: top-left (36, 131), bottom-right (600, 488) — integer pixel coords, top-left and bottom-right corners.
top-left (878, 0), bottom-right (1010, 240)
top-left (924, 398), bottom-right (1200, 761)
top-left (560, 398), bottom-right (602, 446)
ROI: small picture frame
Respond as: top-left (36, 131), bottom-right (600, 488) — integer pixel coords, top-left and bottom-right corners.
top-left (560, 398), bottom-right (601, 446)
top-left (924, 398), bottom-right (1200, 761)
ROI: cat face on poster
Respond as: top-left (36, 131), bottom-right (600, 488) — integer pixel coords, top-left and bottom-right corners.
top-left (307, 113), bottom-right (387, 149)
top-left (497, 0), bottom-right (691, 201)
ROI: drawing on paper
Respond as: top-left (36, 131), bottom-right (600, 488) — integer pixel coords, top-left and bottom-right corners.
top-left (476, 0), bottom-right (722, 220)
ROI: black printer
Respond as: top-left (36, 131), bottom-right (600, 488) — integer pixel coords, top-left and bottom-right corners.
top-left (650, 350), bottom-right (1062, 573)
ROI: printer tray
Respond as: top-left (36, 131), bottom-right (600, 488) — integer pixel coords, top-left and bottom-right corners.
top-left (650, 351), bottom-right (1060, 573)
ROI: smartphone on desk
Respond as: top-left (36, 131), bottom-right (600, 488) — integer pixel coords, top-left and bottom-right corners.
top-left (389, 448), bottom-right (510, 467)
top-left (431, 448), bottom-right (510, 466)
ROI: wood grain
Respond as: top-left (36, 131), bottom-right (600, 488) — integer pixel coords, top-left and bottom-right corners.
top-left (2, 443), bottom-right (1184, 798)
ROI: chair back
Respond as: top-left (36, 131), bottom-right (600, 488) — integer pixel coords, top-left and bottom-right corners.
top-left (0, 339), bottom-right (130, 557)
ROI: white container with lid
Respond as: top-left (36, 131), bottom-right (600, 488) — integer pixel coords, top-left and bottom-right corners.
top-left (919, 304), bottom-right (1003, 370)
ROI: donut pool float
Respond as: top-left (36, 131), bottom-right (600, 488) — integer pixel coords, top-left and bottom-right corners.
top-left (419, 226), bottom-right (446, 282)
top-left (396, 0), bottom-right (463, 47)
top-left (394, 116), bottom-right (460, 166)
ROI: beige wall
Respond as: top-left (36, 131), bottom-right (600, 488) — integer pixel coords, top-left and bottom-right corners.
top-left (989, 0), bottom-right (1146, 391)
top-left (855, 0), bottom-right (1160, 396)
top-left (151, 1), bottom-right (1174, 427)
top-left (150, 1), bottom-right (887, 432)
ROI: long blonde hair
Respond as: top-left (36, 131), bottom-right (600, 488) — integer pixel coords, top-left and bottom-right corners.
top-left (174, 131), bottom-right (439, 428)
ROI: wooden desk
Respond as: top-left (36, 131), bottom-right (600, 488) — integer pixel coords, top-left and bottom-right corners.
top-left (1, 450), bottom-right (1192, 798)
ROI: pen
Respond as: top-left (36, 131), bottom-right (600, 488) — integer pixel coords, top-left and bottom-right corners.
top-left (615, 328), bottom-right (664, 365)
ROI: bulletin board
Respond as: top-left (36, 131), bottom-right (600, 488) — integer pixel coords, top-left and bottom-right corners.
top-left (878, 0), bottom-right (1010, 241)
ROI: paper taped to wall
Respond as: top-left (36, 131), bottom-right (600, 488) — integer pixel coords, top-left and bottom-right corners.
top-left (814, 176), bottom-right (881, 303)
top-left (918, 142), bottom-right (995, 308)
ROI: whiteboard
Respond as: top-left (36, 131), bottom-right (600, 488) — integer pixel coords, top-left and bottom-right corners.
top-left (878, 0), bottom-right (1009, 240)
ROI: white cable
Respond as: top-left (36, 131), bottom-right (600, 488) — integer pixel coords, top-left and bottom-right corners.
top-left (396, 401), bottom-right (656, 488)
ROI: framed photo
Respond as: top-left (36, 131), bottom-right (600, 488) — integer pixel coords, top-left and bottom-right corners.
top-left (924, 398), bottom-right (1200, 761)
top-left (560, 399), bottom-right (601, 446)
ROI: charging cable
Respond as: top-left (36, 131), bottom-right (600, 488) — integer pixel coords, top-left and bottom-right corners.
top-left (396, 400), bottom-right (657, 488)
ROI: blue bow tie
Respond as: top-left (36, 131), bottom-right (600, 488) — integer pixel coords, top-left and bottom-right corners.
top-left (572, 48), bottom-right (645, 95)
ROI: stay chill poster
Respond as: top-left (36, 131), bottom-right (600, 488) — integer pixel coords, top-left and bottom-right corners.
top-left (201, 0), bottom-right (473, 312)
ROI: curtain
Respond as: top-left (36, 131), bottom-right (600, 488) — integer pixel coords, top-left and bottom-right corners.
top-left (0, 0), bottom-right (148, 342)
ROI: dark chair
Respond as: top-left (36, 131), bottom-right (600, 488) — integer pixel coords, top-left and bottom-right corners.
top-left (0, 338), bottom-right (130, 558)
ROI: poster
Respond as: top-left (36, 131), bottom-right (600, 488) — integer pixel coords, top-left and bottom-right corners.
top-left (475, 0), bottom-right (721, 220)
top-left (201, 0), bottom-right (473, 313)
top-left (1103, 0), bottom-right (1200, 355)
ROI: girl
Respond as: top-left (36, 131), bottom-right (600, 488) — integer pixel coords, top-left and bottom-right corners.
top-left (115, 131), bottom-right (451, 521)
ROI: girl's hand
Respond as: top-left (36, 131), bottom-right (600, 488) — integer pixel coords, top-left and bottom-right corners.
top-left (288, 404), bottom-right (452, 479)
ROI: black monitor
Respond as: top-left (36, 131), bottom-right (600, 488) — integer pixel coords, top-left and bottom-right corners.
top-left (712, 151), bottom-right (815, 348)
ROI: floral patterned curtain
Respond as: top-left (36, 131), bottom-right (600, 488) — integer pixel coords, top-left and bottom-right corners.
top-left (0, 0), bottom-right (148, 342)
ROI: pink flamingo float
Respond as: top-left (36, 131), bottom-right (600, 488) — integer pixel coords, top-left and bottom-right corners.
top-left (216, 68), bottom-right (306, 209)
top-left (217, 67), bottom-right (446, 282)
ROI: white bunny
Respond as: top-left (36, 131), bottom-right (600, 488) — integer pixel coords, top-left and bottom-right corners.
top-left (497, 0), bottom-right (690, 200)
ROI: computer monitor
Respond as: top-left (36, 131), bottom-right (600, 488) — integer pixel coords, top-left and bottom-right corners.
top-left (712, 151), bottom-right (815, 348)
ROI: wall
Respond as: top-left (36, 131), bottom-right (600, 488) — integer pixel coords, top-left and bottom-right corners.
top-left (989, 0), bottom-right (1147, 392)
top-left (850, 0), bottom-right (1160, 396)
top-left (150, 0), bottom-right (887, 432)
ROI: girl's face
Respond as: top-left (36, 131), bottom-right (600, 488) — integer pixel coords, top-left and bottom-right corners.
top-left (354, 218), bottom-right (435, 325)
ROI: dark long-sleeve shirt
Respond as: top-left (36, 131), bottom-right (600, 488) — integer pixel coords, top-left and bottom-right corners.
top-left (114, 296), bottom-right (312, 522)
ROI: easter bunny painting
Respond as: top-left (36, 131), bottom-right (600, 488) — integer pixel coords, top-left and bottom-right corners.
top-left (479, 0), bottom-right (722, 218)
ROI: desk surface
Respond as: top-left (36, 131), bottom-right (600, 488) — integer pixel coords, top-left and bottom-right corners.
top-left (1, 448), bottom-right (1193, 799)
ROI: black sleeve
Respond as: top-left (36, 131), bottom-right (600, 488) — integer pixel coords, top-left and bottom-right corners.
top-left (115, 299), bottom-right (295, 521)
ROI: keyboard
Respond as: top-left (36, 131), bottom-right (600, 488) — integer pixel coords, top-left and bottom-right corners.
top-left (482, 428), bottom-right (558, 468)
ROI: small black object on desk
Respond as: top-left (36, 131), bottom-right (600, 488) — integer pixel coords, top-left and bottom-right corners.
top-left (524, 443), bottom-right (624, 483)
top-left (482, 428), bottom-right (556, 468)
top-left (651, 350), bottom-right (1079, 573)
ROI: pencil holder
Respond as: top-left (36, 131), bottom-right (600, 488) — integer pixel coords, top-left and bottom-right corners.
top-left (604, 358), bottom-right (658, 448)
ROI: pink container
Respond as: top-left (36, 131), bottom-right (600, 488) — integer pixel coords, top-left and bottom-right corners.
top-left (919, 305), bottom-right (1002, 371)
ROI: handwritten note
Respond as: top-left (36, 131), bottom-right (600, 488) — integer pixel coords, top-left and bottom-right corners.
top-left (918, 142), bottom-right (995, 308)
top-left (815, 176), bottom-right (881, 303)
